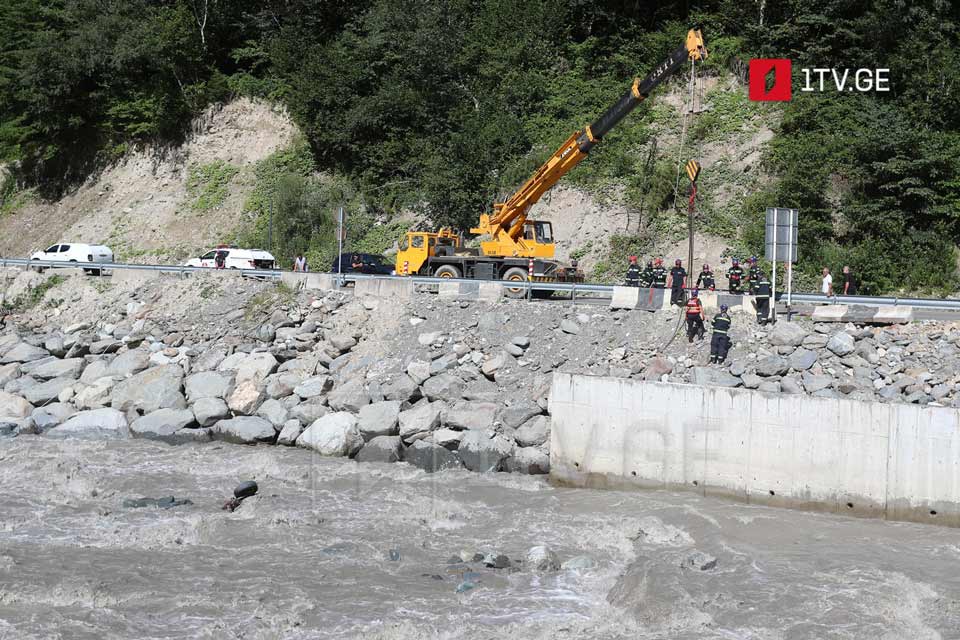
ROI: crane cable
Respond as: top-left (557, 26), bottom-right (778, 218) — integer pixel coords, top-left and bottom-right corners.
top-left (672, 58), bottom-right (704, 208)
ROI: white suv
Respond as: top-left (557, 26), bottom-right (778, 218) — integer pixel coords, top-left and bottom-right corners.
top-left (30, 243), bottom-right (114, 274)
top-left (185, 247), bottom-right (276, 270)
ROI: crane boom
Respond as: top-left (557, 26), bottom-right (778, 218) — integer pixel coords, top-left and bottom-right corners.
top-left (471, 29), bottom-right (707, 257)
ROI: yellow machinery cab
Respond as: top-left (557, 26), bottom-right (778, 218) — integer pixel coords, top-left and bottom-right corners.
top-left (395, 228), bottom-right (461, 275)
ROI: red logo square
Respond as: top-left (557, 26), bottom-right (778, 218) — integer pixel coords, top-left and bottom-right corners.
top-left (749, 59), bottom-right (792, 101)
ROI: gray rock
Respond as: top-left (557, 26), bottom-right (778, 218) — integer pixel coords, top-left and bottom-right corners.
top-left (801, 372), bottom-right (834, 393)
top-left (30, 358), bottom-right (85, 380)
top-left (758, 381), bottom-right (781, 393)
top-left (0, 342), bottom-right (49, 364)
top-left (878, 385), bottom-right (901, 400)
top-left (399, 401), bottom-right (443, 440)
top-left (780, 376), bottom-right (804, 394)
top-left (802, 333), bottom-right (830, 349)
top-left (79, 359), bottom-right (110, 385)
top-left (443, 401), bottom-right (499, 431)
top-left (294, 375), bottom-right (332, 399)
top-left (826, 332), bottom-right (856, 356)
top-left (233, 352), bottom-right (278, 384)
top-left (357, 400), bottom-right (401, 440)
top-left (429, 353), bottom-right (460, 376)
top-left (559, 319), bottom-right (580, 335)
top-left (681, 550), bottom-right (718, 571)
top-left (297, 412), bottom-right (363, 456)
top-left (0, 363), bottom-right (20, 387)
top-left (768, 322), bottom-right (807, 347)
top-left (905, 391), bottom-right (932, 405)
top-left (642, 356), bottom-right (674, 380)
top-left (406, 360), bottom-right (431, 385)
top-left (106, 350), bottom-right (151, 377)
top-left (265, 372), bottom-right (303, 399)
top-left (31, 403), bottom-right (74, 432)
top-left (89, 339), bottom-right (121, 355)
top-left (417, 331), bottom-right (445, 346)
top-left (226, 379), bottom-right (265, 415)
top-left (44, 335), bottom-right (67, 358)
top-left (130, 408), bottom-right (196, 441)
top-left (458, 430), bottom-right (514, 472)
top-left (788, 348), bottom-right (817, 372)
top-left (511, 336), bottom-right (530, 349)
top-left (381, 374), bottom-right (420, 403)
top-left (741, 373), bottom-right (762, 389)
top-left (256, 398), bottom-right (289, 428)
top-left (328, 333), bottom-right (357, 353)
top-left (213, 416), bottom-right (276, 444)
top-left (525, 545), bottom-right (560, 571)
top-left (46, 408), bottom-right (129, 440)
top-left (277, 419), bottom-right (304, 446)
top-left (356, 435), bottom-right (403, 463)
top-left (404, 440), bottom-right (462, 472)
top-left (185, 371), bottom-right (232, 401)
top-left (931, 383), bottom-right (953, 401)
top-left (23, 377), bottom-right (74, 405)
top-left (289, 399), bottom-right (328, 425)
top-left (5, 375), bottom-right (37, 395)
top-left (756, 356), bottom-right (789, 377)
top-left (0, 391), bottom-right (32, 418)
top-left (431, 428), bottom-right (464, 448)
top-left (327, 379), bottom-right (370, 412)
top-left (111, 365), bottom-right (186, 414)
top-left (690, 367), bottom-right (741, 388)
top-left (728, 360), bottom-right (747, 377)
top-left (501, 399), bottom-right (542, 429)
top-left (561, 555), bottom-right (596, 570)
top-left (504, 343), bottom-right (525, 357)
top-left (504, 446), bottom-right (550, 474)
top-left (192, 348), bottom-right (226, 373)
top-left (515, 415), bottom-right (550, 447)
top-left (192, 397), bottom-right (230, 427)
top-left (256, 323), bottom-right (276, 343)
top-left (421, 373), bottom-right (464, 402)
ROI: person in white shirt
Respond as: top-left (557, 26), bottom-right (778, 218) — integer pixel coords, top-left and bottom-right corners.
top-left (821, 267), bottom-right (833, 296)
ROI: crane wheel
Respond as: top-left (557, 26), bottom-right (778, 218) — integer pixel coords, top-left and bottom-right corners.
top-left (434, 265), bottom-right (460, 279)
top-left (502, 267), bottom-right (528, 299)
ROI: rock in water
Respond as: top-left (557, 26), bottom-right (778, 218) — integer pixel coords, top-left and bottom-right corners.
top-left (404, 440), bottom-right (462, 473)
top-left (458, 431), bottom-right (514, 472)
top-left (234, 480), bottom-right (258, 499)
top-left (122, 496), bottom-right (193, 509)
top-left (681, 550), bottom-right (718, 571)
top-left (296, 412), bottom-right (364, 457)
top-left (525, 545), bottom-right (560, 572)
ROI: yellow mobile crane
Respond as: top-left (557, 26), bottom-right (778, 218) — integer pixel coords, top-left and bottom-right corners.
top-left (396, 29), bottom-right (706, 295)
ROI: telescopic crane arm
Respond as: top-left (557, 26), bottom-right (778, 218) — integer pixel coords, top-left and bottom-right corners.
top-left (472, 29), bottom-right (707, 256)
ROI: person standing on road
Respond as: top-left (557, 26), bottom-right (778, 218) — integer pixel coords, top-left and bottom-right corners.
top-left (754, 270), bottom-right (772, 325)
top-left (726, 258), bottom-right (744, 294)
top-left (651, 258), bottom-right (667, 289)
top-left (821, 267), bottom-right (833, 296)
top-left (214, 247), bottom-right (228, 270)
top-left (696, 263), bottom-right (715, 291)
top-left (709, 304), bottom-right (732, 364)
top-left (293, 254), bottom-right (307, 272)
top-left (668, 259), bottom-right (687, 306)
top-left (639, 260), bottom-right (654, 287)
top-left (747, 256), bottom-right (761, 295)
top-left (624, 256), bottom-right (641, 287)
top-left (842, 265), bottom-right (857, 295)
top-left (685, 289), bottom-right (705, 343)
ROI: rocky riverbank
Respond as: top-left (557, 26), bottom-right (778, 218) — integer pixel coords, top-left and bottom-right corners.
top-left (1, 267), bottom-right (959, 475)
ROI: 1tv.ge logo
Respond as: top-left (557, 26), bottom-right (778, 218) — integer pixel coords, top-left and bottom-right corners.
top-left (749, 59), bottom-right (890, 101)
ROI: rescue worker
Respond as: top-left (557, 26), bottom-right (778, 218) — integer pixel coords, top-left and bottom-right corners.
top-left (726, 258), bottom-right (744, 294)
top-left (747, 256), bottom-right (761, 295)
top-left (639, 260), bottom-right (654, 288)
top-left (709, 304), bottom-right (732, 364)
top-left (214, 246), bottom-right (228, 269)
top-left (754, 270), bottom-right (772, 325)
top-left (651, 258), bottom-right (667, 289)
top-left (696, 263), bottom-right (715, 291)
top-left (624, 256), bottom-right (641, 287)
top-left (668, 259), bottom-right (687, 306)
top-left (685, 289), bottom-right (705, 343)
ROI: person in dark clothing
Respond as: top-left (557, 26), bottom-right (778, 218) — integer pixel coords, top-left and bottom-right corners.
top-left (710, 304), bottom-right (732, 364)
top-left (214, 248), bottom-right (228, 269)
top-left (842, 266), bottom-right (858, 295)
top-left (668, 259), bottom-right (687, 306)
top-left (754, 271), bottom-right (772, 325)
top-left (747, 256), bottom-right (761, 295)
top-left (624, 256), bottom-right (641, 286)
top-left (696, 263), bottom-right (715, 291)
top-left (726, 258), bottom-right (744, 294)
top-left (685, 289), bottom-right (705, 343)
top-left (350, 254), bottom-right (363, 272)
top-left (651, 258), bottom-right (667, 289)
top-left (639, 260), bottom-right (654, 287)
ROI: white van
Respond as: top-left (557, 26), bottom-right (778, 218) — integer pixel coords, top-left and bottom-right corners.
top-left (185, 247), bottom-right (276, 270)
top-left (30, 243), bottom-right (114, 273)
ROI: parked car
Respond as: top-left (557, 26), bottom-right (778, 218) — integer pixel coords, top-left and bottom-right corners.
top-left (30, 243), bottom-right (113, 274)
top-left (185, 247), bottom-right (276, 270)
top-left (331, 252), bottom-right (394, 275)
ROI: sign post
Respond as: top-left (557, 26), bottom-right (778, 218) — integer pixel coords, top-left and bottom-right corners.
top-left (336, 206), bottom-right (345, 287)
top-left (764, 208), bottom-right (798, 322)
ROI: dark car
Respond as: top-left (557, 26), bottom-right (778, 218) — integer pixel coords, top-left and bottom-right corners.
top-left (331, 253), bottom-right (394, 275)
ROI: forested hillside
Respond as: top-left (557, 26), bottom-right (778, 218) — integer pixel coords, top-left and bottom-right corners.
top-left (1, 0), bottom-right (959, 293)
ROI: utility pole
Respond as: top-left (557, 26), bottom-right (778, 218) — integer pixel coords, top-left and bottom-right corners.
top-left (267, 199), bottom-right (273, 253)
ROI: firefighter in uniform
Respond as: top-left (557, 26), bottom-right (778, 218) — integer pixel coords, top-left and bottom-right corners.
top-left (710, 304), bottom-right (732, 364)
top-left (747, 256), bottom-right (762, 295)
top-left (696, 263), bottom-right (715, 291)
top-left (624, 256), bottom-right (641, 287)
top-left (668, 259), bottom-right (687, 306)
top-left (685, 289), bottom-right (705, 343)
top-left (726, 258), bottom-right (745, 294)
top-left (754, 271), bottom-right (772, 325)
top-left (651, 258), bottom-right (667, 289)
top-left (639, 260), bottom-right (654, 287)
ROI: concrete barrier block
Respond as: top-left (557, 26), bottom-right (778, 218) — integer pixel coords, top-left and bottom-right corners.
top-left (304, 273), bottom-right (335, 291)
top-left (610, 286), bottom-right (639, 309)
top-left (478, 282), bottom-right (503, 302)
top-left (438, 282), bottom-right (460, 300)
top-left (355, 278), bottom-right (413, 300)
top-left (874, 305), bottom-right (914, 324)
top-left (280, 272), bottom-right (308, 290)
top-left (698, 290), bottom-right (719, 311)
top-left (812, 305), bottom-right (849, 321)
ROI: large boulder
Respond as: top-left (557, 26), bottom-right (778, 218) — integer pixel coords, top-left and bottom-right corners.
top-left (826, 332), bottom-right (856, 356)
top-left (500, 399), bottom-right (542, 429)
top-left (193, 348), bottom-right (226, 373)
top-left (31, 402), bottom-right (74, 432)
top-left (690, 367), bottom-right (741, 388)
top-left (443, 401), bottom-right (499, 431)
top-left (106, 350), bottom-right (151, 377)
top-left (256, 398), bottom-right (289, 428)
top-left (289, 399), bottom-right (328, 425)
top-left (355, 435), bottom-right (404, 463)
top-left (788, 348), bottom-right (818, 372)
top-left (296, 412), bottom-right (363, 457)
top-left (504, 447), bottom-right (550, 475)
top-left (293, 375), bottom-right (332, 399)
top-left (30, 358), bottom-right (85, 380)
top-left (0, 391), bottom-right (32, 419)
top-left (227, 379), bottom-right (265, 415)
top-left (111, 365), bottom-right (186, 414)
top-left (421, 373), bottom-right (464, 402)
top-left (192, 397), bottom-right (230, 427)
top-left (130, 408), bottom-right (197, 441)
top-left (327, 379), bottom-right (370, 412)
top-left (79, 359), bottom-right (110, 385)
top-left (23, 377), bottom-right (75, 405)
top-left (801, 372), bottom-right (834, 393)
top-left (0, 342), bottom-right (49, 364)
top-left (756, 356), bottom-right (789, 377)
top-left (265, 372), bottom-right (303, 399)
top-left (514, 415), bottom-right (550, 447)
top-left (233, 353), bottom-right (278, 384)
top-left (457, 430), bottom-right (515, 472)
top-left (525, 545), bottom-right (561, 571)
top-left (642, 357), bottom-right (673, 381)
top-left (46, 408), bottom-right (129, 440)
top-left (213, 416), bottom-right (276, 444)
top-left (406, 360), bottom-right (431, 385)
top-left (185, 371), bottom-right (232, 402)
top-left (74, 376), bottom-right (117, 409)
top-left (276, 419), bottom-right (303, 446)
top-left (381, 374), bottom-right (420, 403)
top-left (357, 400), bottom-right (401, 440)
top-left (768, 322), bottom-right (808, 347)
top-left (398, 401), bottom-right (443, 441)
top-left (404, 440), bottom-right (462, 473)
top-left (0, 363), bottom-right (20, 387)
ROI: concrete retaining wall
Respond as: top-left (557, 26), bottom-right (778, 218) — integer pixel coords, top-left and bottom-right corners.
top-left (354, 278), bottom-right (414, 300)
top-left (438, 281), bottom-right (503, 302)
top-left (549, 372), bottom-right (960, 527)
top-left (610, 286), bottom-right (755, 313)
top-left (812, 304), bottom-right (914, 324)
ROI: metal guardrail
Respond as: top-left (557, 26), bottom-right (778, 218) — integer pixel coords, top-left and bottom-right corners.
top-left (4, 256), bottom-right (960, 310)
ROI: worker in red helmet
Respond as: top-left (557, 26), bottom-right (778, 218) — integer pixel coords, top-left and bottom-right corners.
top-left (668, 258), bottom-right (687, 306)
top-left (727, 257), bottom-right (744, 294)
top-left (697, 263), bottom-right (715, 291)
top-left (652, 257), bottom-right (667, 289)
top-left (624, 255), bottom-right (641, 287)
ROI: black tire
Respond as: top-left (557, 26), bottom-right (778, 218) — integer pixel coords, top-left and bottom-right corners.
top-left (501, 266), bottom-right (528, 299)
top-left (434, 265), bottom-right (461, 279)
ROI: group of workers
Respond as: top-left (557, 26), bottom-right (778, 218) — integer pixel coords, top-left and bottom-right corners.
top-left (623, 255), bottom-right (775, 365)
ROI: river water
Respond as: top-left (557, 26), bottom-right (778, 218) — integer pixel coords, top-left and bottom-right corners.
top-left (1, 436), bottom-right (958, 639)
